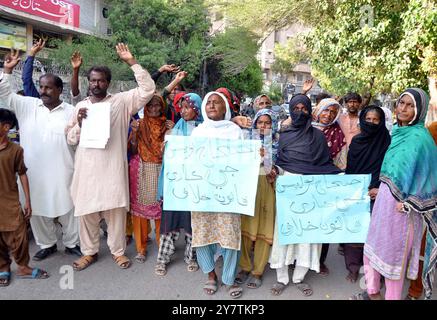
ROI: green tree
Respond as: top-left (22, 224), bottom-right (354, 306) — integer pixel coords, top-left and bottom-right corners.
top-left (205, 27), bottom-right (263, 95)
top-left (213, 58), bottom-right (263, 96)
top-left (271, 35), bottom-right (309, 83)
top-left (48, 36), bottom-right (132, 80)
top-left (215, 0), bottom-right (437, 95)
top-left (106, 0), bottom-right (210, 87)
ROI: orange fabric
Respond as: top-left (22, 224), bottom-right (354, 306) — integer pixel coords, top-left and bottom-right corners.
top-left (428, 122), bottom-right (437, 145)
top-left (408, 232), bottom-right (426, 298)
top-left (132, 215), bottom-right (161, 254)
top-left (137, 95), bottom-right (167, 164)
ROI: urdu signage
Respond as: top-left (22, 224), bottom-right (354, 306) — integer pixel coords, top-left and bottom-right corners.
top-left (0, 0), bottom-right (80, 28)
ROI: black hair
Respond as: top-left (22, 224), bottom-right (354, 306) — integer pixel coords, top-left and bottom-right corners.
top-left (16, 90), bottom-right (25, 96)
top-left (363, 104), bottom-right (382, 118)
top-left (87, 66), bottom-right (112, 82)
top-left (40, 74), bottom-right (64, 92)
top-left (0, 108), bottom-right (18, 129)
top-left (315, 92), bottom-right (331, 105)
top-left (344, 92), bottom-right (362, 103)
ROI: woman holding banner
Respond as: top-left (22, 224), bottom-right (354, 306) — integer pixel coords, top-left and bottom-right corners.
top-left (154, 93), bottom-right (203, 276)
top-left (235, 109), bottom-right (279, 289)
top-left (351, 88), bottom-right (437, 300)
top-left (344, 105), bottom-right (391, 283)
top-left (190, 91), bottom-right (245, 299)
top-left (269, 94), bottom-right (342, 297)
top-left (312, 97), bottom-right (347, 276)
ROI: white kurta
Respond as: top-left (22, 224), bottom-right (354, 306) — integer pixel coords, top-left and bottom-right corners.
top-left (0, 73), bottom-right (75, 218)
top-left (269, 171), bottom-right (322, 272)
top-left (66, 64), bottom-right (155, 216)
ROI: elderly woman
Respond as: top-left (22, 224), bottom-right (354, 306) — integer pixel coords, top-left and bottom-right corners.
top-left (269, 94), bottom-right (342, 297)
top-left (344, 105), bottom-right (391, 283)
top-left (253, 94), bottom-right (272, 114)
top-left (312, 98), bottom-right (348, 275)
top-left (351, 88), bottom-right (437, 300)
top-left (129, 95), bottom-right (173, 263)
top-left (191, 91), bottom-right (244, 299)
top-left (313, 98), bottom-right (347, 170)
top-left (235, 109), bottom-right (279, 289)
top-left (155, 93), bottom-right (203, 276)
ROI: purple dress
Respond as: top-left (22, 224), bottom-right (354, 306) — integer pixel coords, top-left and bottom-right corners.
top-left (364, 182), bottom-right (423, 280)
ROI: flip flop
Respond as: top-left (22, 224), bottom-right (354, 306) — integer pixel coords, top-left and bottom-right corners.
top-left (235, 270), bottom-right (249, 284)
top-left (270, 282), bottom-right (287, 296)
top-left (350, 291), bottom-right (371, 300)
top-left (246, 276), bottom-right (262, 289)
top-left (16, 268), bottom-right (49, 279)
top-left (296, 282), bottom-right (313, 297)
top-left (226, 284), bottom-right (243, 299)
top-left (203, 279), bottom-right (218, 295)
top-left (0, 271), bottom-right (11, 287)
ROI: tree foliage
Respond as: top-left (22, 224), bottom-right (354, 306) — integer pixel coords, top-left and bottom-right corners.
top-left (216, 0), bottom-right (437, 95)
top-left (47, 36), bottom-right (132, 80)
top-left (205, 27), bottom-right (263, 95)
top-left (106, 0), bottom-right (210, 87)
top-left (271, 35), bottom-right (309, 78)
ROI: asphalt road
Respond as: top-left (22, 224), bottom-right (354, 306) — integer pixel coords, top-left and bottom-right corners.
top-left (1, 227), bottom-right (435, 301)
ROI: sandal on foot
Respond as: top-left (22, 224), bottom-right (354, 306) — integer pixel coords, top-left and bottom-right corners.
top-left (16, 268), bottom-right (49, 279)
top-left (404, 294), bottom-right (419, 300)
top-left (73, 254), bottom-right (98, 271)
top-left (319, 264), bottom-right (329, 276)
top-left (350, 291), bottom-right (371, 300)
top-left (346, 272), bottom-right (359, 283)
top-left (203, 279), bottom-right (218, 295)
top-left (113, 255), bottom-right (131, 269)
top-left (187, 261), bottom-right (199, 272)
top-left (270, 282), bottom-right (287, 296)
top-left (135, 253), bottom-right (146, 264)
top-left (0, 271), bottom-right (11, 287)
top-left (296, 282), bottom-right (313, 297)
top-left (246, 276), bottom-right (262, 289)
top-left (226, 284), bottom-right (243, 299)
top-left (155, 263), bottom-right (167, 276)
top-left (235, 270), bottom-right (249, 284)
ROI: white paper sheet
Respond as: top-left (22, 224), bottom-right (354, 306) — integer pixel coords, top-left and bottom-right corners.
top-left (79, 102), bottom-right (110, 149)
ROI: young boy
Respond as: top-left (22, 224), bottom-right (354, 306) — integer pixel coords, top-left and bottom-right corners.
top-left (0, 109), bottom-right (49, 287)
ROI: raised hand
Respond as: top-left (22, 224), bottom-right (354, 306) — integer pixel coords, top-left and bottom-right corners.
top-left (302, 78), bottom-right (315, 94)
top-left (71, 51), bottom-right (83, 69)
top-left (175, 71), bottom-right (188, 81)
top-left (115, 43), bottom-right (137, 66)
top-left (3, 49), bottom-right (21, 74)
top-left (29, 39), bottom-right (46, 57)
top-left (159, 64), bottom-right (181, 74)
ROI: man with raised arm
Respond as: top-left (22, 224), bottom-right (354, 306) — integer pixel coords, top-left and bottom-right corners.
top-left (66, 43), bottom-right (156, 271)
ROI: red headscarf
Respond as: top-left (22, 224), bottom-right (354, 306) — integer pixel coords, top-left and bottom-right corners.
top-left (173, 92), bottom-right (186, 113)
top-left (216, 87), bottom-right (239, 114)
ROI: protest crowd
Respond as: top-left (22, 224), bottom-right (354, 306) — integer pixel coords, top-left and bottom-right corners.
top-left (0, 40), bottom-right (436, 300)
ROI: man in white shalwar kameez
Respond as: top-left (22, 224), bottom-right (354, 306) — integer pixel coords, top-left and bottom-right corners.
top-left (0, 49), bottom-right (80, 261)
top-left (66, 43), bottom-right (155, 271)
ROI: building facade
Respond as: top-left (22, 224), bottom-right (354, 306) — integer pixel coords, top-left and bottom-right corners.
top-left (258, 24), bottom-right (323, 102)
top-left (0, 0), bottom-right (110, 55)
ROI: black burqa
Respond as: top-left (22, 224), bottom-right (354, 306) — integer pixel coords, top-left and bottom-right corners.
top-left (276, 94), bottom-right (342, 174)
top-left (346, 106), bottom-right (391, 189)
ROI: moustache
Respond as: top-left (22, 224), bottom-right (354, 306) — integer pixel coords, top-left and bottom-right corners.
top-left (40, 94), bottom-right (51, 98)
